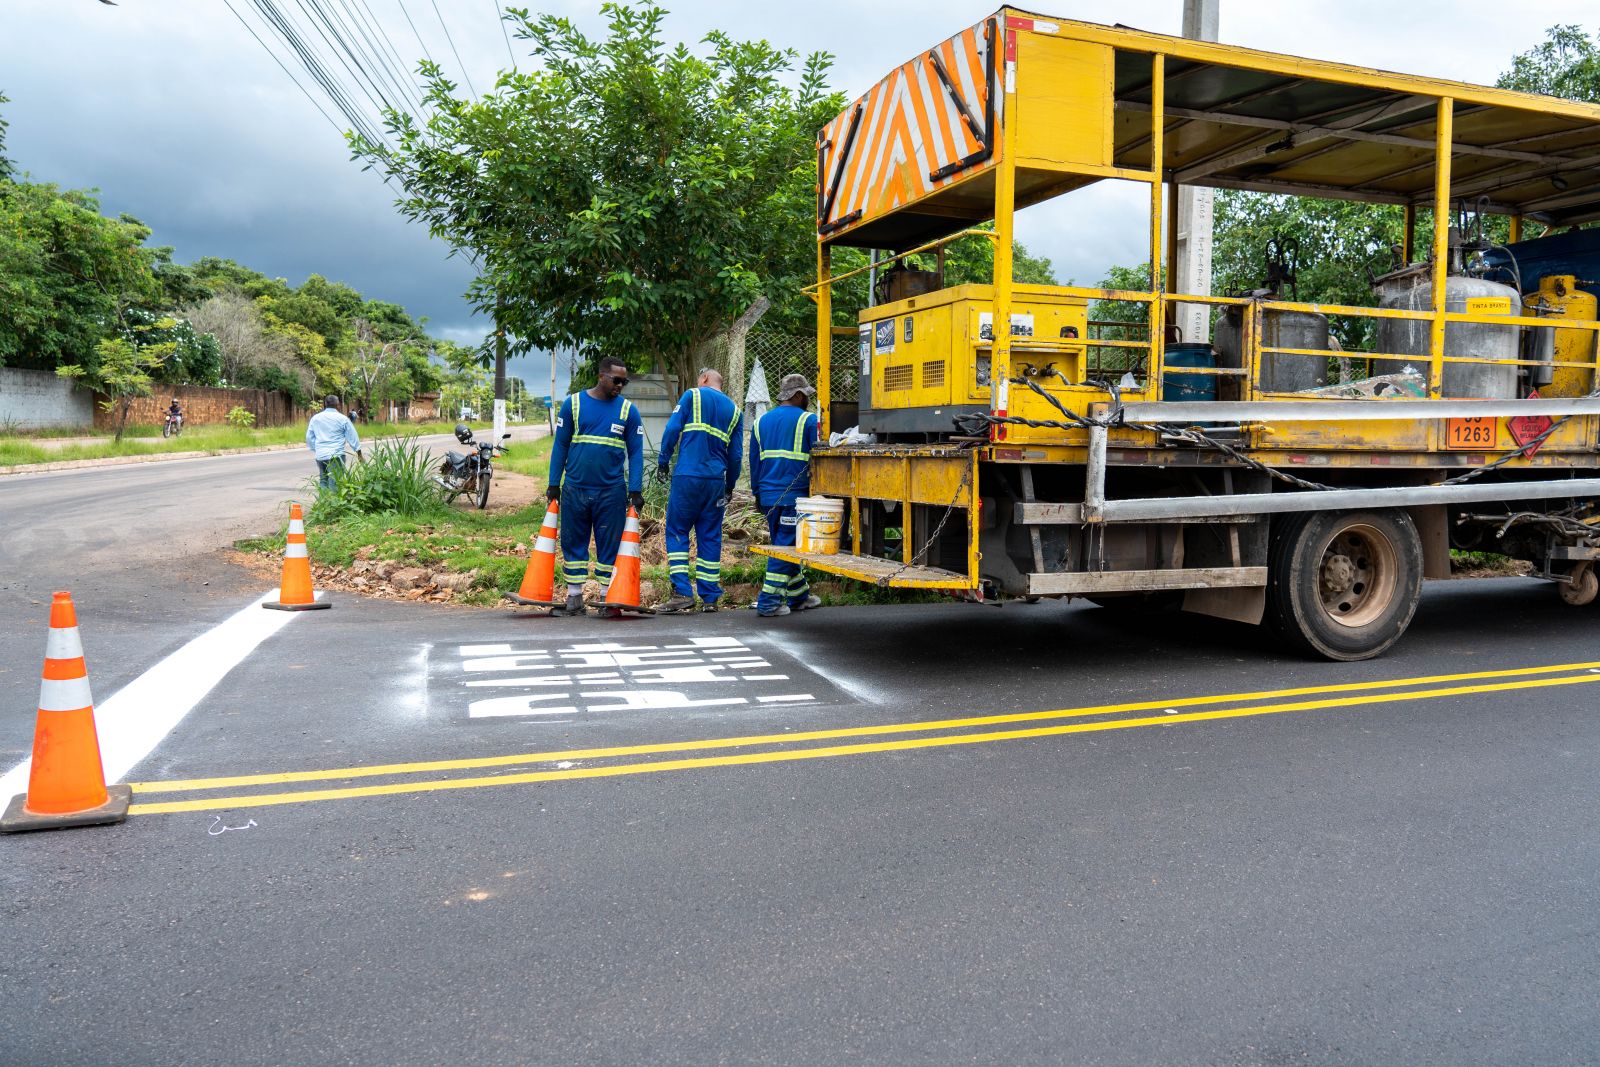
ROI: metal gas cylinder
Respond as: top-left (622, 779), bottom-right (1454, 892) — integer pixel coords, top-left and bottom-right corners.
top-left (1214, 305), bottom-right (1330, 395)
top-left (1373, 265), bottom-right (1522, 397)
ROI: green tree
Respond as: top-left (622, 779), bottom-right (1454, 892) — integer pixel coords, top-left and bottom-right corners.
top-left (0, 90), bottom-right (12, 183)
top-left (57, 322), bottom-right (179, 441)
top-left (125, 307), bottom-right (222, 385)
top-left (0, 182), bottom-right (162, 369)
top-left (356, 2), bottom-right (844, 389)
top-left (826, 226), bottom-right (1058, 328)
top-left (1497, 24), bottom-right (1600, 100)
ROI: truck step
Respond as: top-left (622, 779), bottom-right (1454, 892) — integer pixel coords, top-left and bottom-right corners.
top-left (749, 546), bottom-right (974, 590)
top-left (1027, 567), bottom-right (1267, 596)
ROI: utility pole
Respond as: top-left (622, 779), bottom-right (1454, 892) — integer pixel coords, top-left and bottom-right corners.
top-left (493, 294), bottom-right (508, 439)
top-left (548, 347), bottom-right (558, 435)
top-left (1174, 0), bottom-right (1219, 344)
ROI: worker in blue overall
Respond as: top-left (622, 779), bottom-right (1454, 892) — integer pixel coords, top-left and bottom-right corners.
top-left (752, 373), bottom-right (823, 618)
top-left (546, 355), bottom-right (645, 616)
top-left (656, 368), bottom-right (743, 613)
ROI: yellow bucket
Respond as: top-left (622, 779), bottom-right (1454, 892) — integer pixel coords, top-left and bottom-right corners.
top-left (795, 496), bottom-right (844, 555)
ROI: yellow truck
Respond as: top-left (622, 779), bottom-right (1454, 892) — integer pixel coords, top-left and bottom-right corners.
top-left (752, 7), bottom-right (1600, 660)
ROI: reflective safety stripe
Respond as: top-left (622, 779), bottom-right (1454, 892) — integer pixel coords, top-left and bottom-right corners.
top-left (285, 542), bottom-right (308, 559)
top-left (39, 674), bottom-right (93, 712)
top-left (617, 540), bottom-right (640, 558)
top-left (288, 518), bottom-right (305, 535)
top-left (534, 534), bottom-right (558, 553)
top-left (569, 392), bottom-right (631, 448)
top-left (45, 626), bottom-right (84, 661)
top-left (684, 389), bottom-right (741, 443)
top-left (757, 411), bottom-right (814, 462)
top-left (43, 655), bottom-right (86, 681)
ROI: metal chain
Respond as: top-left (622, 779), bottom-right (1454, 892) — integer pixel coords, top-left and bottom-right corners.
top-left (874, 466), bottom-right (973, 587)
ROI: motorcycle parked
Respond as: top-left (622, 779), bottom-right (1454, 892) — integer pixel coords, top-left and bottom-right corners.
top-left (437, 424), bottom-right (511, 509)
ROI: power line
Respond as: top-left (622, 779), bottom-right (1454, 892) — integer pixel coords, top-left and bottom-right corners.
top-left (220, 0), bottom-right (346, 140)
top-left (391, 0), bottom-right (439, 74)
top-left (250, 0), bottom-right (390, 150)
top-left (293, 0), bottom-right (405, 124)
top-left (429, 0), bottom-right (478, 96)
top-left (349, 0), bottom-right (429, 112)
top-left (492, 0), bottom-right (514, 68)
top-left (322, 0), bottom-right (420, 116)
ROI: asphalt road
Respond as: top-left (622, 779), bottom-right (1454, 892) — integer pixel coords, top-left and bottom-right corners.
top-left (0, 425), bottom-right (548, 766)
top-left (4, 445), bottom-right (1600, 1065)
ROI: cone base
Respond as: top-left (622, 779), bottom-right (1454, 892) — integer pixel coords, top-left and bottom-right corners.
top-left (602, 602), bottom-right (656, 616)
top-left (506, 594), bottom-right (557, 608)
top-left (1, 784), bottom-right (131, 834)
top-left (263, 600), bottom-right (332, 611)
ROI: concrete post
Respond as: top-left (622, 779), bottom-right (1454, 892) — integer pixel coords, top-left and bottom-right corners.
top-left (1174, 0), bottom-right (1219, 344)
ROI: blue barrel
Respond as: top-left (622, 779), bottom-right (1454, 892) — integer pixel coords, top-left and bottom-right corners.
top-left (1162, 342), bottom-right (1217, 402)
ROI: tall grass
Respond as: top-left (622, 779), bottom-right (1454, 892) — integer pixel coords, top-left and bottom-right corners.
top-left (308, 436), bottom-right (448, 522)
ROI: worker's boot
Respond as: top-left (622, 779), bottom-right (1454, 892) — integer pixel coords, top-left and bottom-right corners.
top-left (656, 595), bottom-right (696, 614)
top-left (698, 601), bottom-right (718, 613)
top-left (757, 604), bottom-right (790, 618)
top-left (555, 592), bottom-right (586, 617)
top-left (792, 595), bottom-right (822, 612)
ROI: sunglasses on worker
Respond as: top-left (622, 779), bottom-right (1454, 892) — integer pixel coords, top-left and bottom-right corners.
top-left (606, 373), bottom-right (629, 387)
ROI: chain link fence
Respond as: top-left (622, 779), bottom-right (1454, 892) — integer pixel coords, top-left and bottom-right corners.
top-left (746, 330), bottom-right (859, 403)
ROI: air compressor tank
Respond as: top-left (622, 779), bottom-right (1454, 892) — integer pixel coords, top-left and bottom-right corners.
top-left (1373, 265), bottom-right (1522, 398)
top-left (1523, 274), bottom-right (1598, 398)
top-left (1214, 305), bottom-right (1330, 395)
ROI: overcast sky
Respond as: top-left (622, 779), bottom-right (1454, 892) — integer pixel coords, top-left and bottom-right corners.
top-left (0, 1), bottom-right (1564, 394)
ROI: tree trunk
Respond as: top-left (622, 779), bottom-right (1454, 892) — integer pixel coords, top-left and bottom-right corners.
top-left (115, 397), bottom-right (131, 443)
top-left (686, 297), bottom-right (771, 404)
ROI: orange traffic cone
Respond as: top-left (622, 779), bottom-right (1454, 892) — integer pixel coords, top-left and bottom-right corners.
top-left (264, 502), bottom-right (330, 611)
top-left (509, 500), bottom-right (560, 607)
top-left (603, 507), bottom-right (654, 616)
top-left (1, 592), bottom-right (130, 832)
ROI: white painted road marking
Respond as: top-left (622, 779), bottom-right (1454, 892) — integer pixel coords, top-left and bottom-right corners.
top-left (455, 636), bottom-right (832, 720)
top-left (0, 590), bottom-right (313, 808)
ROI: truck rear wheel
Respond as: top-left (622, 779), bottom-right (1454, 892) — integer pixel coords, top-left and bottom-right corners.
top-left (1267, 509), bottom-right (1422, 661)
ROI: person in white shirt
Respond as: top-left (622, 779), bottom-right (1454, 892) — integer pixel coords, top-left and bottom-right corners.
top-left (305, 394), bottom-right (362, 490)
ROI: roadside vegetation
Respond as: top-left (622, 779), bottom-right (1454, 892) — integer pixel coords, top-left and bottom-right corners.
top-left (0, 419), bottom-right (487, 468)
top-left (241, 431), bottom-right (924, 609)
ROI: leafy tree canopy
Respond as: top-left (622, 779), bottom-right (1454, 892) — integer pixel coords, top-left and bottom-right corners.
top-left (356, 2), bottom-right (844, 387)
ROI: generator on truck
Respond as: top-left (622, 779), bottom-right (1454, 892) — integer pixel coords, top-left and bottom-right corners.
top-left (749, 8), bottom-right (1600, 660)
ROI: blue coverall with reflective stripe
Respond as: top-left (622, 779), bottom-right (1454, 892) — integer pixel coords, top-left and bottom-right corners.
top-left (658, 387), bottom-right (743, 602)
top-left (751, 405), bottom-right (818, 613)
top-left (548, 390), bottom-right (643, 588)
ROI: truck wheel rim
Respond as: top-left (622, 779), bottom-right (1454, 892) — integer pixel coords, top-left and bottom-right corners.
top-left (1317, 523), bottom-right (1397, 628)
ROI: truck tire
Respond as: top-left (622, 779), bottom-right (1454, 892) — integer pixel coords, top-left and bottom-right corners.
top-left (1266, 509), bottom-right (1422, 661)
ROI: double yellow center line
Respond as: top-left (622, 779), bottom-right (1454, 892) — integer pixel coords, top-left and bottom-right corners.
top-left (127, 659), bottom-right (1600, 815)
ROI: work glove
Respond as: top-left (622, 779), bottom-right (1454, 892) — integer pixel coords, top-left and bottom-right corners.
top-left (629, 491), bottom-right (645, 513)
top-left (715, 495), bottom-right (729, 511)
top-left (546, 485), bottom-right (560, 503)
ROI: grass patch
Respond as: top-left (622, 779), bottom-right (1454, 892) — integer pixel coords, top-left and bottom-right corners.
top-left (239, 431), bottom-right (944, 609)
top-left (0, 419), bottom-right (503, 467)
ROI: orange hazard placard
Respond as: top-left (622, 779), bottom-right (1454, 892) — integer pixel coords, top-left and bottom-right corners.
top-left (1444, 417), bottom-right (1497, 450)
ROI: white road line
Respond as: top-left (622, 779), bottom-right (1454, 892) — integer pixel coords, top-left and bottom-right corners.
top-left (742, 674), bottom-right (790, 681)
top-left (758, 694), bottom-right (816, 704)
top-left (0, 590), bottom-right (312, 808)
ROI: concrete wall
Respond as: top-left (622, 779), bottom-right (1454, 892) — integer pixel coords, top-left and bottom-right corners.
top-left (0, 368), bottom-right (96, 430)
top-left (94, 385), bottom-right (305, 430)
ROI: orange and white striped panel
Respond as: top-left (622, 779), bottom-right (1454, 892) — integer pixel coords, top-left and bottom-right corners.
top-left (818, 14), bottom-right (1003, 238)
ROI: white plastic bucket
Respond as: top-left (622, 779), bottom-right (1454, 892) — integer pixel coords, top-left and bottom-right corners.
top-left (795, 496), bottom-right (844, 555)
